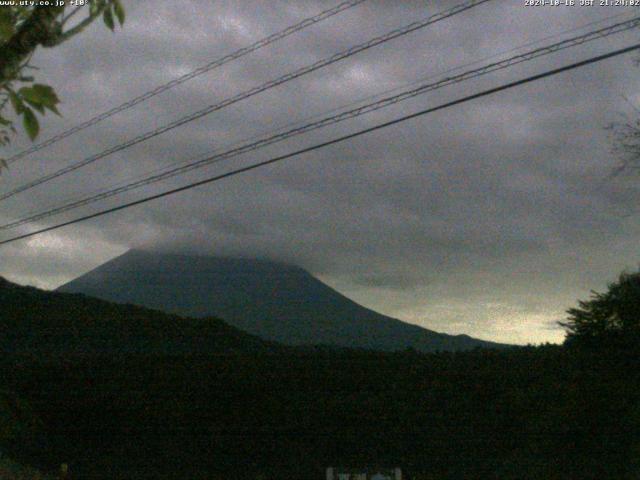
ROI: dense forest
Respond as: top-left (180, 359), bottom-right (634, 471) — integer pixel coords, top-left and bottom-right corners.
top-left (2, 347), bottom-right (638, 479)
top-left (1, 274), bottom-right (639, 479)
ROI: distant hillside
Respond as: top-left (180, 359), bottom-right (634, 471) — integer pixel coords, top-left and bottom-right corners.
top-left (58, 250), bottom-right (504, 352)
top-left (0, 276), bottom-right (274, 355)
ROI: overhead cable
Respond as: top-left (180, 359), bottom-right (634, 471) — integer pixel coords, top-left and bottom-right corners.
top-left (3, 15), bottom-right (639, 230)
top-left (4, 0), bottom-right (369, 166)
top-left (0, 0), bottom-right (491, 202)
top-left (1, 42), bottom-right (638, 246)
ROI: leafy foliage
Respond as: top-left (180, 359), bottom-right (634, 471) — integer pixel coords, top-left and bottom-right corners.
top-left (560, 270), bottom-right (640, 346)
top-left (0, 1), bottom-right (125, 170)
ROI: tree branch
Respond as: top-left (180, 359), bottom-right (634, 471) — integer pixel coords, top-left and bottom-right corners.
top-left (61, 5), bottom-right (84, 26)
top-left (0, 6), bottom-right (65, 82)
top-left (54, 4), bottom-right (109, 46)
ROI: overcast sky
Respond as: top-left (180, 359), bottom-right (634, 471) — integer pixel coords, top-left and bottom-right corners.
top-left (1, 0), bottom-right (640, 344)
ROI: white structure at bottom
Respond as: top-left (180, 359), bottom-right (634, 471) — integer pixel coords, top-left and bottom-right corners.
top-left (326, 467), bottom-right (401, 480)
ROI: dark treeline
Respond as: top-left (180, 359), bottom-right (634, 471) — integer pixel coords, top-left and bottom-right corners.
top-left (1, 345), bottom-right (638, 479)
top-left (2, 273), bottom-right (640, 479)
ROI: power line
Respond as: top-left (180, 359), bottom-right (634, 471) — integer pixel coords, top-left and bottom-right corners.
top-left (20, 9), bottom-right (629, 222)
top-left (3, 15), bottom-right (639, 231)
top-left (4, 0), bottom-right (369, 166)
top-left (0, 0), bottom-right (491, 203)
top-left (4, 15), bottom-right (638, 228)
top-left (1, 42), bottom-right (638, 247)
top-left (6, 8), bottom-right (633, 223)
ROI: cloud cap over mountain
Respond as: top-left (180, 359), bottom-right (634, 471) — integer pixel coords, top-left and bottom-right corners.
top-left (58, 249), bottom-right (505, 352)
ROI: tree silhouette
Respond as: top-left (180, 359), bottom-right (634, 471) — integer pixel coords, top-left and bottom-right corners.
top-left (560, 270), bottom-right (640, 346)
top-left (0, 1), bottom-right (124, 162)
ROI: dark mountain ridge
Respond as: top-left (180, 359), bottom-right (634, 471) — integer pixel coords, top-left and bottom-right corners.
top-left (58, 250), bottom-right (504, 352)
top-left (0, 275), bottom-right (274, 355)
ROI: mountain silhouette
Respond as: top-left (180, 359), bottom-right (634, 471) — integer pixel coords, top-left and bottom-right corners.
top-left (58, 250), bottom-right (504, 351)
top-left (1, 275), bottom-right (274, 354)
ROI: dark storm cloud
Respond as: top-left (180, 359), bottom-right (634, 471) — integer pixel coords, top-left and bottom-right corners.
top-left (1, 0), bottom-right (640, 343)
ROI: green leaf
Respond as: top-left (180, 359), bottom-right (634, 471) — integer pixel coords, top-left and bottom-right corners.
top-left (45, 102), bottom-right (61, 116)
top-left (31, 84), bottom-right (60, 107)
top-left (113, 0), bottom-right (125, 26)
top-left (0, 13), bottom-right (15, 42)
top-left (18, 87), bottom-right (39, 104)
top-left (18, 87), bottom-right (45, 113)
top-left (22, 107), bottom-right (39, 141)
top-left (103, 8), bottom-right (115, 31)
top-left (18, 84), bottom-right (60, 115)
top-left (89, 1), bottom-right (101, 17)
top-left (23, 99), bottom-right (45, 114)
top-left (9, 92), bottom-right (23, 114)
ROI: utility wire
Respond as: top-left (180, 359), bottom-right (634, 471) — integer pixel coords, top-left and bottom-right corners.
top-left (1, 42), bottom-right (638, 247)
top-left (0, 0), bottom-right (491, 202)
top-left (20, 9), bottom-right (629, 221)
top-left (4, 0), bottom-right (369, 166)
top-left (3, 16), bottom-right (639, 230)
